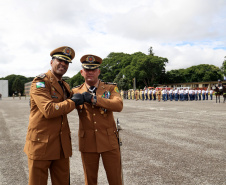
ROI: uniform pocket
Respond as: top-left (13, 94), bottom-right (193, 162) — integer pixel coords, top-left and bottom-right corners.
top-left (29, 132), bottom-right (49, 156)
top-left (107, 127), bottom-right (118, 148)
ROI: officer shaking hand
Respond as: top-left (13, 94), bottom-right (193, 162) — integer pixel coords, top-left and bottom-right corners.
top-left (24, 46), bottom-right (77, 185)
top-left (72, 54), bottom-right (123, 185)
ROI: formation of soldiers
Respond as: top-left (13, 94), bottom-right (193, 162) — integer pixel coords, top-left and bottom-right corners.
top-left (120, 87), bottom-right (215, 102)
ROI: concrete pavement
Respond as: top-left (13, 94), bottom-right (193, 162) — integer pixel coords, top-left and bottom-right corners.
top-left (0, 97), bottom-right (225, 185)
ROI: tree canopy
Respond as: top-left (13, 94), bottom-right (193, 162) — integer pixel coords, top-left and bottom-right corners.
top-left (99, 51), bottom-right (168, 89)
top-left (221, 56), bottom-right (226, 76)
top-left (1, 48), bottom-right (225, 96)
top-left (165, 64), bottom-right (222, 83)
top-left (0, 74), bottom-right (33, 96)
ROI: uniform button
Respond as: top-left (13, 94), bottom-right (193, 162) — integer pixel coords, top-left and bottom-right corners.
top-left (37, 138), bottom-right (40, 141)
top-left (95, 129), bottom-right (98, 132)
top-left (94, 121), bottom-right (96, 124)
top-left (62, 122), bottom-right (63, 125)
top-left (93, 113), bottom-right (95, 116)
top-left (60, 132), bottom-right (62, 134)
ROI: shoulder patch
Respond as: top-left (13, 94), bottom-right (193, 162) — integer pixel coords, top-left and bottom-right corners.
top-left (36, 82), bottom-right (45, 88)
top-left (36, 73), bottom-right (46, 79)
top-left (114, 86), bottom-right (119, 93)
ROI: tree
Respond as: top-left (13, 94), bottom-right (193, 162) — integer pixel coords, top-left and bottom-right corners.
top-left (12, 77), bottom-right (23, 94)
top-left (165, 64), bottom-right (222, 83)
top-left (99, 50), bottom-right (168, 89)
top-left (221, 56), bottom-right (226, 76)
top-left (0, 74), bottom-right (34, 96)
top-left (68, 72), bottom-right (84, 88)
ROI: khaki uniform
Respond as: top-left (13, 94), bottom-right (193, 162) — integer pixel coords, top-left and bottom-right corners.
top-left (72, 81), bottom-right (123, 185)
top-left (135, 90), bottom-right (139, 100)
top-left (24, 70), bottom-right (75, 185)
top-left (157, 90), bottom-right (161, 102)
top-left (131, 90), bottom-right (134, 100)
top-left (120, 90), bottom-right (124, 99)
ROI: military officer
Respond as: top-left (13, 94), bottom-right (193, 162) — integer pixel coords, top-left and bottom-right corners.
top-left (18, 92), bottom-right (21, 100)
top-left (157, 88), bottom-right (161, 102)
top-left (153, 88), bottom-right (156, 100)
top-left (148, 88), bottom-right (152, 100)
top-left (24, 46), bottom-right (81, 185)
top-left (205, 89), bottom-right (209, 100)
top-left (144, 86), bottom-right (148, 100)
top-left (120, 90), bottom-right (124, 99)
top-left (135, 89), bottom-right (139, 101)
top-left (202, 89), bottom-right (206, 100)
top-left (198, 89), bottom-right (202, 100)
top-left (128, 90), bottom-right (131, 100)
top-left (131, 89), bottom-right (134, 100)
top-left (210, 88), bottom-right (213, 100)
top-left (72, 54), bottom-right (123, 185)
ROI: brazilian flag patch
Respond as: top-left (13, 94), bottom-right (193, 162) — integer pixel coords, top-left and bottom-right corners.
top-left (36, 82), bottom-right (45, 88)
top-left (114, 86), bottom-right (119, 93)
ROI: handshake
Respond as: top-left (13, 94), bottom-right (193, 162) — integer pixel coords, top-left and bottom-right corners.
top-left (71, 92), bottom-right (93, 106)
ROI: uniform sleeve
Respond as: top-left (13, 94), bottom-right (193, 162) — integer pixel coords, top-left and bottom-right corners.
top-left (30, 78), bottom-right (75, 119)
top-left (95, 85), bottom-right (123, 112)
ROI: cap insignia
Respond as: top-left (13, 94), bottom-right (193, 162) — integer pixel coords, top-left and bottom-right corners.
top-left (86, 56), bottom-right (95, 63)
top-left (63, 47), bottom-right (71, 56)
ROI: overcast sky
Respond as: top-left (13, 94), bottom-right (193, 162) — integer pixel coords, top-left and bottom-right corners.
top-left (0, 0), bottom-right (225, 78)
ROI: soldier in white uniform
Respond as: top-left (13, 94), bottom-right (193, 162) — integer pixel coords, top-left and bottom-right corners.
top-left (153, 89), bottom-right (156, 100)
top-left (202, 89), bottom-right (206, 100)
top-left (210, 88), bottom-right (213, 100)
top-left (198, 89), bottom-right (202, 100)
top-left (205, 89), bottom-right (209, 100)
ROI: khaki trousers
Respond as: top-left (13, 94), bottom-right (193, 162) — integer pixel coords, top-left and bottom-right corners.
top-left (81, 148), bottom-right (122, 185)
top-left (28, 157), bottom-right (69, 185)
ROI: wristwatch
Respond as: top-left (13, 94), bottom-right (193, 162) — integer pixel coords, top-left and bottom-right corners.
top-left (92, 95), bottom-right (97, 105)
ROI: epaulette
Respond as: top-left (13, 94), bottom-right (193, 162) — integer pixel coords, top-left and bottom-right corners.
top-left (72, 85), bottom-right (81, 89)
top-left (36, 73), bottom-right (46, 79)
top-left (104, 82), bottom-right (117, 85)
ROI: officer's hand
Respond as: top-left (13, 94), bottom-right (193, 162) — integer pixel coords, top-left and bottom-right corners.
top-left (82, 92), bottom-right (93, 103)
top-left (71, 93), bottom-right (84, 105)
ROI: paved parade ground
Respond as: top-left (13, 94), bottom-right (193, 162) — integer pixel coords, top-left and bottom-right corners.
top-left (0, 97), bottom-right (226, 185)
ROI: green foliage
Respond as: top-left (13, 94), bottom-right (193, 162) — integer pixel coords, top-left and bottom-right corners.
top-left (12, 77), bottom-right (23, 93)
top-left (1, 74), bottom-right (34, 96)
top-left (68, 72), bottom-right (84, 88)
top-left (1, 48), bottom-right (224, 94)
top-left (165, 64), bottom-right (222, 83)
top-left (99, 51), bottom-right (168, 89)
top-left (221, 56), bottom-right (226, 76)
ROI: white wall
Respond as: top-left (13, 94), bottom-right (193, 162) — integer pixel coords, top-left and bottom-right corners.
top-left (0, 80), bottom-right (9, 97)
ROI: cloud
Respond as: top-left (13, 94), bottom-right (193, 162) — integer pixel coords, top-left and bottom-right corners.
top-left (0, 0), bottom-right (225, 78)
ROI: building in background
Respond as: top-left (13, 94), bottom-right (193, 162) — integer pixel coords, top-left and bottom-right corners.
top-left (0, 80), bottom-right (9, 97)
top-left (24, 81), bottom-right (32, 96)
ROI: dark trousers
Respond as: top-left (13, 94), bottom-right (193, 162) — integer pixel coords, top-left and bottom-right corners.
top-left (149, 94), bottom-right (152, 100)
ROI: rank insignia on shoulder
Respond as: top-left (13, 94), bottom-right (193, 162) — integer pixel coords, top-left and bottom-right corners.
top-left (36, 82), bottom-right (45, 88)
top-left (36, 73), bottom-right (46, 78)
top-left (104, 82), bottom-right (117, 85)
